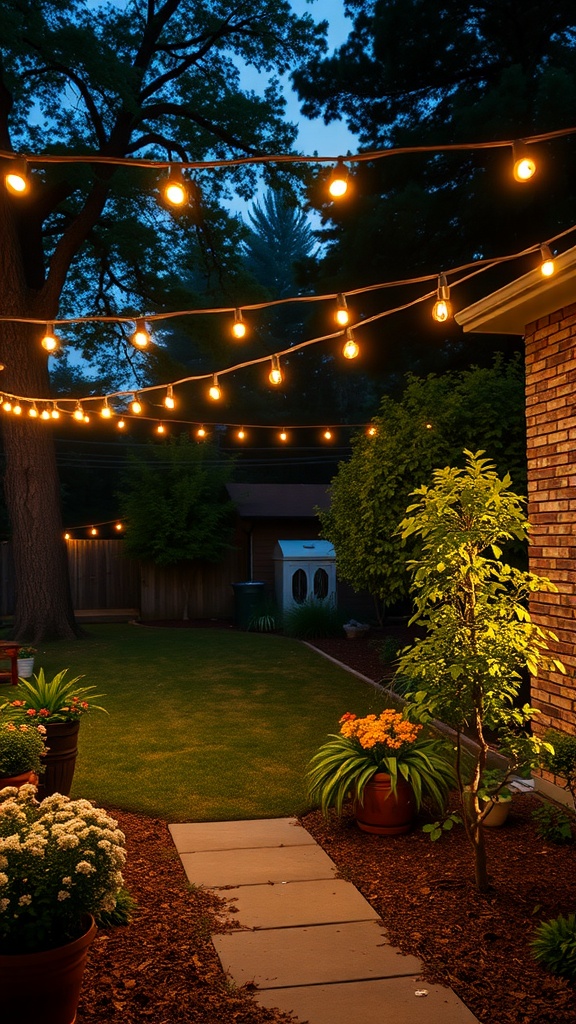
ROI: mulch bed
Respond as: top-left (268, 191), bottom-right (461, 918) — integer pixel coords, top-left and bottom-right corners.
top-left (76, 624), bottom-right (575, 1023)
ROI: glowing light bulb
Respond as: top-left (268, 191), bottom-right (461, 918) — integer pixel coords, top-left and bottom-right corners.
top-left (162, 165), bottom-right (188, 207)
top-left (131, 320), bottom-right (150, 349)
top-left (513, 144), bottom-right (536, 182)
top-left (164, 385), bottom-right (175, 409)
top-left (41, 324), bottom-right (60, 353)
top-left (328, 159), bottom-right (349, 198)
top-left (100, 399), bottom-right (112, 419)
top-left (237, 427), bottom-right (246, 440)
top-left (425, 422), bottom-right (433, 430)
top-left (197, 426), bottom-right (206, 438)
top-left (117, 419), bottom-right (126, 430)
top-left (51, 404), bottom-right (60, 419)
top-left (73, 402), bottom-right (84, 422)
top-left (2, 399), bottom-right (11, 412)
top-left (269, 356), bottom-right (283, 385)
top-left (367, 425), bottom-right (377, 436)
top-left (13, 403), bottom-right (21, 416)
top-left (83, 414), bottom-right (90, 423)
top-left (335, 294), bottom-right (349, 326)
top-left (5, 157), bottom-right (29, 196)
top-left (130, 395), bottom-right (142, 415)
top-left (342, 328), bottom-right (359, 359)
top-left (156, 422), bottom-right (165, 434)
top-left (432, 274), bottom-right (452, 322)
top-left (279, 429), bottom-right (288, 442)
top-left (540, 243), bottom-right (555, 277)
top-left (209, 375), bottom-right (221, 400)
top-left (115, 522), bottom-right (123, 532)
top-left (28, 403), bottom-right (38, 418)
top-left (323, 429), bottom-right (332, 440)
top-left (232, 309), bottom-right (246, 339)
top-left (90, 527), bottom-right (98, 536)
top-left (64, 533), bottom-right (70, 540)
top-left (40, 408), bottom-right (50, 420)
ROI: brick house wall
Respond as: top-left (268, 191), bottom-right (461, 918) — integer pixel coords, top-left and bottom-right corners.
top-left (524, 303), bottom-right (576, 738)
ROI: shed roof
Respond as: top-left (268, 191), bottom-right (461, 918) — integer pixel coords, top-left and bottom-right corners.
top-left (226, 483), bottom-right (329, 519)
top-left (274, 539), bottom-right (335, 559)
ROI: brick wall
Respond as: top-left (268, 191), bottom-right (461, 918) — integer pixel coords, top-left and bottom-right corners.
top-left (525, 302), bottom-right (576, 740)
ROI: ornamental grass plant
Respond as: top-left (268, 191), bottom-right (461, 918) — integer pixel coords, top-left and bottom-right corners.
top-left (0, 722), bottom-right (46, 778)
top-left (0, 668), bottom-right (107, 723)
top-left (307, 708), bottom-right (456, 815)
top-left (0, 785), bottom-right (126, 954)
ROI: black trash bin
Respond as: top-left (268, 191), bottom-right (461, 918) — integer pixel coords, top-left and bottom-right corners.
top-left (231, 581), bottom-right (266, 630)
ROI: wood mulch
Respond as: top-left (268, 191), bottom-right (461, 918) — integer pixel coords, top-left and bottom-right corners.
top-left (76, 624), bottom-right (575, 1023)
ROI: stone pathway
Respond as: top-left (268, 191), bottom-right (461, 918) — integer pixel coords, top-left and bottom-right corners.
top-left (169, 816), bottom-right (479, 1024)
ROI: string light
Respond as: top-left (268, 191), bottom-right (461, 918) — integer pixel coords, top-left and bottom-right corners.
top-left (131, 320), bottom-right (150, 350)
top-left (28, 403), bottom-right (38, 418)
top-left (51, 403), bottom-right (60, 419)
top-left (335, 294), bottom-right (349, 326)
top-left (13, 402), bottom-right (21, 415)
top-left (156, 422), bottom-right (166, 434)
top-left (512, 142), bottom-right (537, 182)
top-left (90, 527), bottom-right (98, 536)
top-left (237, 427), bottom-right (246, 440)
top-left (40, 407), bottom-right (51, 420)
top-left (540, 243), bottom-right (555, 277)
top-left (130, 394), bottom-right (142, 414)
top-left (115, 522), bottom-right (123, 531)
top-left (164, 384), bottom-right (175, 409)
top-left (208, 375), bottom-right (221, 400)
top-left (367, 425), bottom-right (377, 436)
top-left (432, 274), bottom-right (452, 322)
top-left (323, 428), bottom-right (333, 440)
top-left (269, 355), bottom-right (283, 385)
top-left (100, 398), bottom-right (112, 419)
top-left (162, 165), bottom-right (188, 207)
top-left (117, 418), bottom-right (126, 429)
top-left (2, 398), bottom-right (11, 412)
top-left (232, 309), bottom-right (246, 339)
top-left (342, 327), bottom-right (359, 359)
top-left (73, 401), bottom-right (84, 421)
top-left (41, 324), bottom-right (60, 353)
top-left (279, 429), bottom-right (288, 442)
top-left (328, 159), bottom-right (349, 198)
top-left (197, 425), bottom-right (207, 438)
top-left (83, 414), bottom-right (90, 424)
top-left (64, 533), bottom-right (70, 540)
top-left (4, 157), bottom-right (29, 196)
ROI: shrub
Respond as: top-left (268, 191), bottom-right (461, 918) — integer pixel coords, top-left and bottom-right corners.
top-left (532, 913), bottom-right (576, 983)
top-left (283, 599), bottom-right (346, 639)
top-left (540, 730), bottom-right (576, 803)
top-left (532, 803), bottom-right (573, 844)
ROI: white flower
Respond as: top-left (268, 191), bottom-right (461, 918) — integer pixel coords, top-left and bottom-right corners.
top-left (61, 876), bottom-right (72, 886)
top-left (75, 860), bottom-right (96, 875)
top-left (57, 890), bottom-right (71, 901)
top-left (56, 833), bottom-right (80, 849)
top-left (0, 898), bottom-right (9, 912)
top-left (18, 894), bottom-right (32, 906)
top-left (0, 835), bottom-right (22, 852)
top-left (0, 856), bottom-right (7, 869)
top-left (0, 873), bottom-right (8, 886)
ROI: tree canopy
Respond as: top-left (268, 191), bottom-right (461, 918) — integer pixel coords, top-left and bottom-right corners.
top-left (317, 356), bottom-right (526, 621)
top-left (0, 0), bottom-right (328, 639)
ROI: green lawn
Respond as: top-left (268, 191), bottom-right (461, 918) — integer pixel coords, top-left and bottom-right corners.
top-left (32, 624), bottom-right (382, 822)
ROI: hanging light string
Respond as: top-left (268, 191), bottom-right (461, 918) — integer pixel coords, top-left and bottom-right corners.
top-left (0, 225), bottom-right (570, 416)
top-left (2, 123), bottom-right (576, 172)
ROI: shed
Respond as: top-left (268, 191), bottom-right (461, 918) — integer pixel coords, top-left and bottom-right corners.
top-left (273, 539), bottom-right (336, 614)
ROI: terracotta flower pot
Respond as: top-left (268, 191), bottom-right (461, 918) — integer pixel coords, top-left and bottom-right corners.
top-left (353, 772), bottom-right (416, 835)
top-left (0, 914), bottom-right (97, 1024)
top-left (0, 770), bottom-right (38, 790)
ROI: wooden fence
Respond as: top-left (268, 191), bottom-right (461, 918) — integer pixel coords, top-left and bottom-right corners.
top-left (0, 538), bottom-right (249, 621)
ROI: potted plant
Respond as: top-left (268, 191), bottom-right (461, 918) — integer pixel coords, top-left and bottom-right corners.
top-left (307, 708), bottom-right (456, 834)
top-left (0, 721), bottom-right (47, 788)
top-left (0, 785), bottom-right (126, 1024)
top-left (476, 768), bottom-right (513, 827)
top-left (0, 669), bottom-right (107, 798)
top-left (16, 646), bottom-right (36, 680)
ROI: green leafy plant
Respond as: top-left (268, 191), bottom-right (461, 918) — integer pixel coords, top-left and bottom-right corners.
top-left (94, 886), bottom-right (137, 928)
top-left (540, 730), bottom-right (576, 804)
top-left (0, 669), bottom-right (107, 724)
top-left (532, 913), bottom-right (576, 983)
top-left (0, 786), bottom-right (126, 954)
top-left (532, 803), bottom-right (573, 844)
top-left (283, 598), bottom-right (346, 639)
top-left (16, 646), bottom-right (36, 659)
top-left (477, 768), bottom-right (512, 803)
top-left (0, 722), bottom-right (46, 777)
top-left (422, 811), bottom-right (461, 841)
top-left (396, 450), bottom-right (564, 891)
top-left (307, 708), bottom-right (456, 815)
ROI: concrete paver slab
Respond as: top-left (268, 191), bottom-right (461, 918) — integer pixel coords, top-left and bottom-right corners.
top-left (222, 878), bottom-right (381, 929)
top-left (180, 843), bottom-right (337, 888)
top-left (213, 920), bottom-right (421, 987)
top-left (169, 817), bottom-right (313, 853)
top-left (255, 978), bottom-right (479, 1024)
